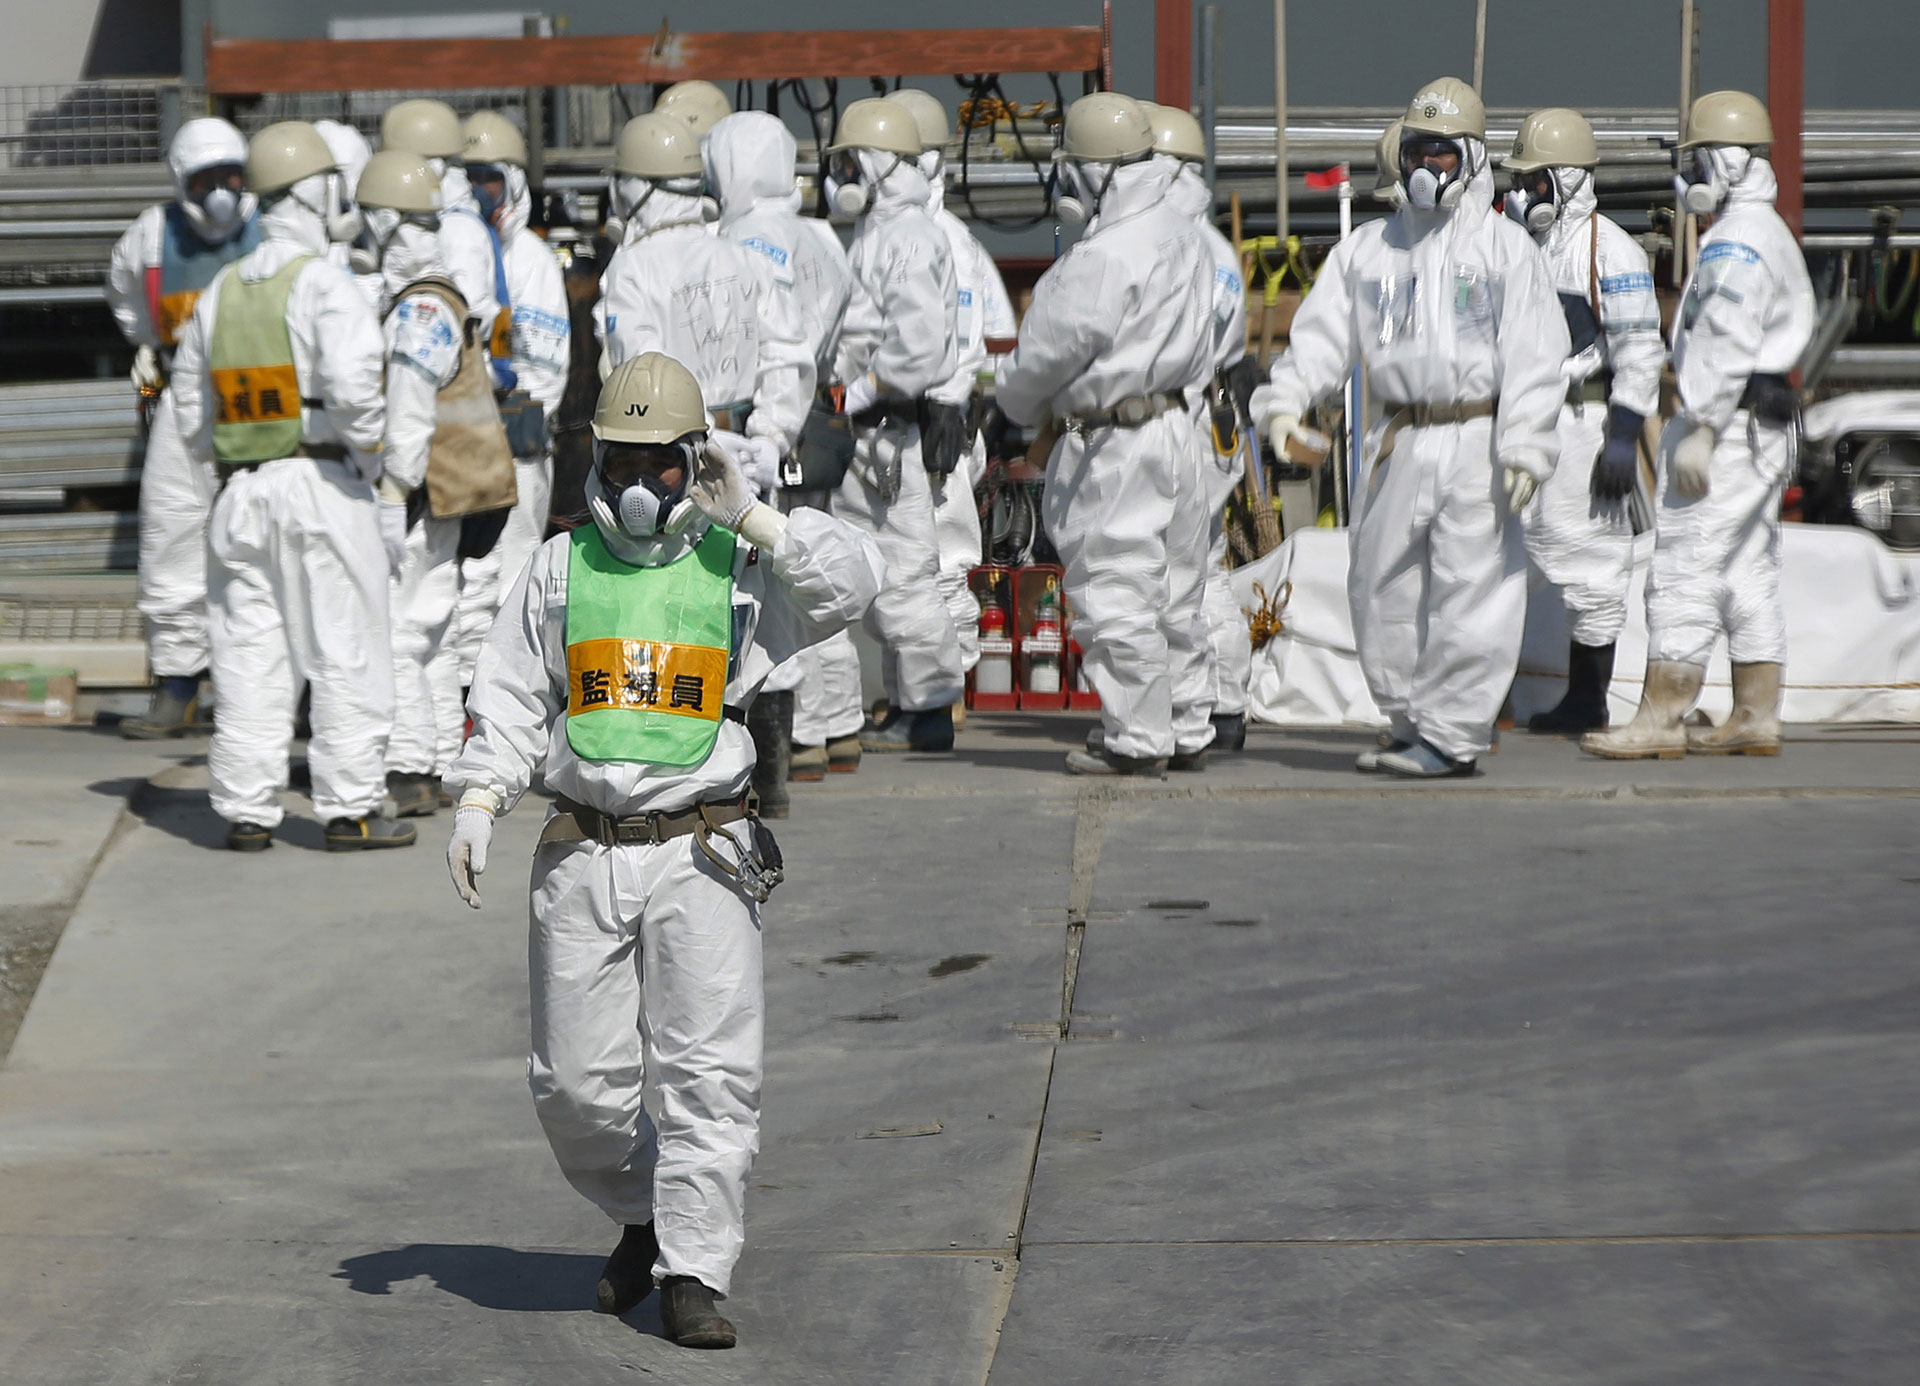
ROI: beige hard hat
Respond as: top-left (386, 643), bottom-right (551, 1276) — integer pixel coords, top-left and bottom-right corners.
top-left (463, 110), bottom-right (528, 168)
top-left (356, 150), bottom-right (441, 214)
top-left (246, 121), bottom-right (336, 196)
top-left (1057, 92), bottom-right (1154, 163)
top-left (826, 97), bottom-right (924, 158)
top-left (614, 113), bottom-right (705, 180)
top-left (1402, 76), bottom-right (1486, 142)
top-left (1143, 101), bottom-right (1206, 163)
top-left (1506, 107), bottom-right (1599, 172)
top-left (380, 98), bottom-right (464, 160)
top-left (1681, 90), bottom-right (1773, 149)
top-left (1372, 119), bottom-right (1404, 195)
top-left (889, 88), bottom-right (951, 150)
top-left (593, 352), bottom-right (708, 445)
top-left (655, 80), bottom-right (733, 137)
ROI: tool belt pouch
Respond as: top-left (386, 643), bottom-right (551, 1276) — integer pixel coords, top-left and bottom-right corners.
top-left (785, 399), bottom-right (856, 491)
top-left (498, 388), bottom-right (551, 459)
top-left (1206, 373), bottom-right (1240, 457)
top-left (1740, 373), bottom-right (1796, 426)
top-left (918, 398), bottom-right (970, 478)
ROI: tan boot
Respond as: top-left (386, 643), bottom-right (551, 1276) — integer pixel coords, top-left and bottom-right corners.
top-left (1580, 660), bottom-right (1705, 760)
top-left (1687, 661), bottom-right (1783, 756)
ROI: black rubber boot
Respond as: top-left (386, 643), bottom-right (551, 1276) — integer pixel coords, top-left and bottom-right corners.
top-left (594, 1222), bottom-right (659, 1315)
top-left (746, 690), bottom-right (793, 819)
top-left (861, 705), bottom-right (954, 753)
top-left (323, 816), bottom-right (418, 852)
top-left (121, 675), bottom-right (204, 740)
top-left (385, 771), bottom-right (441, 818)
top-left (1209, 712), bottom-right (1247, 753)
top-left (226, 821), bottom-right (272, 852)
top-left (1529, 641), bottom-right (1616, 735)
top-left (659, 1275), bottom-right (737, 1349)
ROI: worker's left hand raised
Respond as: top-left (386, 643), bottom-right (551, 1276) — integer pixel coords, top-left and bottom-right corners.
top-left (1503, 465), bottom-right (1537, 512)
top-left (678, 433), bottom-right (758, 533)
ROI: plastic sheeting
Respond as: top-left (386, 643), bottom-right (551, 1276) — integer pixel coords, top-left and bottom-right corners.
top-left (1232, 524), bottom-right (1920, 728)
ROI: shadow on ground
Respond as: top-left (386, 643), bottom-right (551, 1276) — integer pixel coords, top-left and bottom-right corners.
top-left (335, 1244), bottom-right (606, 1314)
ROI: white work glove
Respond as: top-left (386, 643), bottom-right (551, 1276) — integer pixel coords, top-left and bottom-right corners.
top-left (842, 372), bottom-right (880, 418)
top-left (377, 501), bottom-right (408, 575)
top-left (131, 344), bottom-right (163, 393)
top-left (679, 434), bottom-right (759, 532)
top-left (1264, 410), bottom-right (1313, 458)
top-left (741, 435), bottom-right (783, 494)
top-left (1672, 423), bottom-right (1716, 499)
top-left (1503, 466), bottom-right (1538, 512)
top-left (447, 806), bottom-right (493, 909)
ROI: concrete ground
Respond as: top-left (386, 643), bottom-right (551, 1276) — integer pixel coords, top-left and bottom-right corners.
top-left (1, 715), bottom-right (1918, 1383)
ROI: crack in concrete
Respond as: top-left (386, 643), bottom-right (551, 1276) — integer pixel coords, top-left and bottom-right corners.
top-left (980, 786), bottom-right (1114, 1384)
top-left (1021, 1229), bottom-right (1920, 1249)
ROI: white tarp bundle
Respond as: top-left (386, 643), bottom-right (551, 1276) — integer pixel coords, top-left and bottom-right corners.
top-left (1231, 525), bottom-right (1920, 728)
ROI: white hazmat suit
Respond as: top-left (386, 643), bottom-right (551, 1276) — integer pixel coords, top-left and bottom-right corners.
top-left (832, 151), bottom-right (966, 714)
top-left (703, 113), bottom-right (838, 724)
top-left (437, 169), bottom-right (574, 771)
top-left (1258, 155), bottom-right (1570, 764)
top-left (996, 156), bottom-right (1216, 760)
top-left (444, 508), bottom-right (883, 1296)
top-left (1649, 155), bottom-right (1813, 669)
top-left (170, 195), bottom-right (393, 828)
top-left (106, 119), bottom-right (258, 683)
top-left (924, 153), bottom-right (1018, 674)
top-left (1164, 153), bottom-right (1253, 725)
top-left (1518, 170), bottom-right (1664, 647)
top-left (377, 228), bottom-right (467, 780)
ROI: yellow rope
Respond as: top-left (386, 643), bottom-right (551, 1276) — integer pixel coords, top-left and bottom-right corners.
top-left (1244, 580), bottom-right (1292, 651)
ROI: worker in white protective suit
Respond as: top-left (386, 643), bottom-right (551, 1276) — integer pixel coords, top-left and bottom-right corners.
top-left (1503, 108), bottom-right (1666, 734)
top-left (442, 353), bottom-right (883, 1349)
top-left (997, 92), bottom-right (1215, 776)
top-left (654, 80), bottom-right (733, 137)
top-left (703, 117), bottom-right (863, 781)
top-left (825, 97), bottom-right (964, 753)
top-left (1254, 77), bottom-right (1570, 777)
top-left (1145, 100), bottom-right (1255, 756)
top-left (355, 151), bottom-right (469, 820)
top-left (107, 117), bottom-right (261, 738)
top-left (313, 120), bottom-right (384, 309)
top-left (595, 113), bottom-right (808, 466)
top-left (892, 88), bottom-right (1020, 711)
top-left (702, 110), bottom-right (832, 812)
top-left (1373, 119), bottom-right (1406, 206)
top-left (433, 112), bottom-right (575, 787)
top-left (1584, 91), bottom-right (1814, 760)
top-left (380, 99), bottom-right (501, 348)
top-left (170, 122), bottom-right (409, 852)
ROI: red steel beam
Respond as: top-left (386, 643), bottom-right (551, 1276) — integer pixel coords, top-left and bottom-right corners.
top-left (1768, 0), bottom-right (1804, 239)
top-left (205, 27), bottom-right (1104, 95)
top-left (1155, 0), bottom-right (1192, 110)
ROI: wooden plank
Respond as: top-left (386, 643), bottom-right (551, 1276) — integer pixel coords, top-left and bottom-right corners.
top-left (206, 28), bottom-right (1104, 96)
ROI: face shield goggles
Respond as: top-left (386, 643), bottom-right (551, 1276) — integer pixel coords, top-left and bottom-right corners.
top-left (589, 437), bottom-right (701, 538)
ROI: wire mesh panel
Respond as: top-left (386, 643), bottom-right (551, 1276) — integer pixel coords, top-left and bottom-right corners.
top-left (0, 84), bottom-right (178, 169)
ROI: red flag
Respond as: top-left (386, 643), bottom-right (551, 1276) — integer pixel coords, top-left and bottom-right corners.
top-left (1303, 163), bottom-right (1350, 190)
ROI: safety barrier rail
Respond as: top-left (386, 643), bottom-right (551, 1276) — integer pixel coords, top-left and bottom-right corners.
top-left (0, 379), bottom-right (144, 492)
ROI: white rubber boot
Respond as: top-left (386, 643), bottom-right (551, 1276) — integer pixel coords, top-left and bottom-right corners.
top-left (1687, 661), bottom-right (1783, 756)
top-left (1579, 660), bottom-right (1705, 760)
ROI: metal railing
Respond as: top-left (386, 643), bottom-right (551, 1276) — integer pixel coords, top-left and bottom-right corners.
top-left (0, 380), bottom-right (144, 491)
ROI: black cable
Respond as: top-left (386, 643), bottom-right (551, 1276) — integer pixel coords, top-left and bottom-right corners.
top-left (950, 72), bottom-right (1059, 231)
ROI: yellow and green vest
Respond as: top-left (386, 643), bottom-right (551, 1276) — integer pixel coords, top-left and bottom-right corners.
top-left (564, 523), bottom-right (738, 766)
top-left (208, 255), bottom-right (311, 464)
